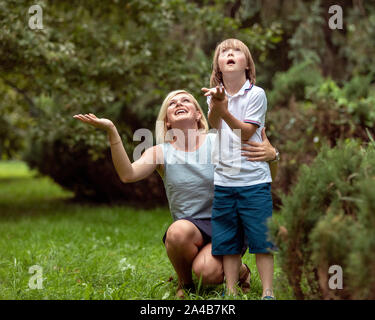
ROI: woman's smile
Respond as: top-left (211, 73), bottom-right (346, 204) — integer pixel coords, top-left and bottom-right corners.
top-left (175, 107), bottom-right (188, 115)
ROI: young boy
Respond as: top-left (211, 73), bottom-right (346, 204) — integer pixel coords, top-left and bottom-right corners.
top-left (202, 38), bottom-right (277, 298)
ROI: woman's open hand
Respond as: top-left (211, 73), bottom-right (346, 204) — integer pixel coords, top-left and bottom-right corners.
top-left (73, 113), bottom-right (114, 132)
top-left (242, 127), bottom-right (276, 162)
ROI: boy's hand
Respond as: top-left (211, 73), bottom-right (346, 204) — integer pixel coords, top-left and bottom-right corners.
top-left (201, 86), bottom-right (228, 117)
top-left (73, 113), bottom-right (115, 132)
top-left (201, 86), bottom-right (226, 102)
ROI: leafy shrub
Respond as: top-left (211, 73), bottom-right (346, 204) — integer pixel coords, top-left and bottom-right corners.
top-left (269, 139), bottom-right (375, 299)
top-left (0, 82), bottom-right (33, 160)
top-left (268, 60), bottom-right (324, 107)
top-left (267, 73), bottom-right (374, 204)
top-left (306, 76), bottom-right (375, 139)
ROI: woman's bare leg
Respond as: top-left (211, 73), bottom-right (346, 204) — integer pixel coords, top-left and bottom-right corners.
top-left (192, 244), bottom-right (250, 289)
top-left (164, 220), bottom-right (204, 294)
top-left (192, 243), bottom-right (224, 284)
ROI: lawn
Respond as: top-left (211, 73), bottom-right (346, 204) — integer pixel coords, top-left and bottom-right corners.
top-left (0, 161), bottom-right (289, 300)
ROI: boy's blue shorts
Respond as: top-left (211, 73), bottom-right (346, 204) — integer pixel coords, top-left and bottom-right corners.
top-left (211, 183), bottom-right (277, 255)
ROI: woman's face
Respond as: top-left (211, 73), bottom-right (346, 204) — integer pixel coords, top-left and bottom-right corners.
top-left (217, 44), bottom-right (248, 75)
top-left (166, 93), bottom-right (201, 129)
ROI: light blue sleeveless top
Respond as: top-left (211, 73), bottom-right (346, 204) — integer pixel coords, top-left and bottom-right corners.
top-left (161, 133), bottom-right (216, 221)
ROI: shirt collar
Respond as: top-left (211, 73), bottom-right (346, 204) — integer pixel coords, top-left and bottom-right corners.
top-left (225, 79), bottom-right (253, 98)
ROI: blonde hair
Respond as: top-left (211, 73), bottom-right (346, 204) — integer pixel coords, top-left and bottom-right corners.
top-left (155, 90), bottom-right (209, 144)
top-left (209, 38), bottom-right (256, 88)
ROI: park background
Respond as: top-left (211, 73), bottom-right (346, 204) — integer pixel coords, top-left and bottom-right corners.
top-left (0, 0), bottom-right (374, 299)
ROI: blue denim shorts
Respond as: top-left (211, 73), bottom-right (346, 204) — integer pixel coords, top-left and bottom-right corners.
top-left (211, 183), bottom-right (277, 255)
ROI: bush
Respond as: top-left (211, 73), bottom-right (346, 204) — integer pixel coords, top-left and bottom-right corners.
top-left (267, 74), bottom-right (375, 204)
top-left (306, 76), bottom-right (375, 141)
top-left (0, 83), bottom-right (33, 160)
top-left (268, 60), bottom-right (324, 107)
top-left (269, 139), bottom-right (375, 299)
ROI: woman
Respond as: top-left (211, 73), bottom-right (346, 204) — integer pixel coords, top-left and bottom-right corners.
top-left (73, 90), bottom-right (277, 298)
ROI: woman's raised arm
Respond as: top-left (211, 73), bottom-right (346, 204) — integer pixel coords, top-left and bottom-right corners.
top-left (73, 113), bottom-right (160, 183)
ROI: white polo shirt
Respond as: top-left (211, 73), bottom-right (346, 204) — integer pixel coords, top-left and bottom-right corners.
top-left (207, 80), bottom-right (272, 187)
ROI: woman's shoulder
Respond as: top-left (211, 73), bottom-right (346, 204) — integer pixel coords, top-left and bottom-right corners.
top-left (156, 141), bottom-right (171, 155)
top-left (153, 144), bottom-right (164, 157)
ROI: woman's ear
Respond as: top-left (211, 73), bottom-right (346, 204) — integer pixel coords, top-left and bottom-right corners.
top-left (196, 111), bottom-right (202, 122)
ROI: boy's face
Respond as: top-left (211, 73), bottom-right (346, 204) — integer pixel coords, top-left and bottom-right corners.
top-left (217, 45), bottom-right (248, 76)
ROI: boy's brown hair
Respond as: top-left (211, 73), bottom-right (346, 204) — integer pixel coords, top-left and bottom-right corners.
top-left (209, 38), bottom-right (256, 88)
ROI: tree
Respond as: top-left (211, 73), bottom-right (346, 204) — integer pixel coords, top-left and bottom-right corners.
top-left (0, 0), bottom-right (279, 202)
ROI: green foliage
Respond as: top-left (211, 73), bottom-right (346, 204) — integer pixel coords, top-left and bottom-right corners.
top-left (1, 0), bottom-right (375, 208)
top-left (269, 140), bottom-right (375, 299)
top-left (306, 76), bottom-right (375, 130)
top-left (268, 60), bottom-right (324, 107)
top-left (267, 72), bottom-right (374, 204)
top-left (0, 0), bottom-right (281, 201)
top-left (342, 73), bottom-right (373, 100)
top-left (284, 0), bottom-right (375, 79)
top-left (0, 81), bottom-right (34, 160)
top-left (344, 2), bottom-right (375, 76)
top-left (287, 0), bottom-right (326, 65)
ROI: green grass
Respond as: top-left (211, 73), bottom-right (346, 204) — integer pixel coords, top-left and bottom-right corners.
top-left (0, 161), bottom-right (290, 300)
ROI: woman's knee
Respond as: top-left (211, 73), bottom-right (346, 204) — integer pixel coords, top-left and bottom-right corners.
top-left (165, 220), bottom-right (198, 248)
top-left (192, 258), bottom-right (224, 284)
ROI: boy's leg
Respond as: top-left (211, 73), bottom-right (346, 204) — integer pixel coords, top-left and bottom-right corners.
top-left (223, 254), bottom-right (241, 295)
top-left (236, 183), bottom-right (276, 297)
top-left (256, 253), bottom-right (274, 298)
top-left (211, 186), bottom-right (244, 295)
